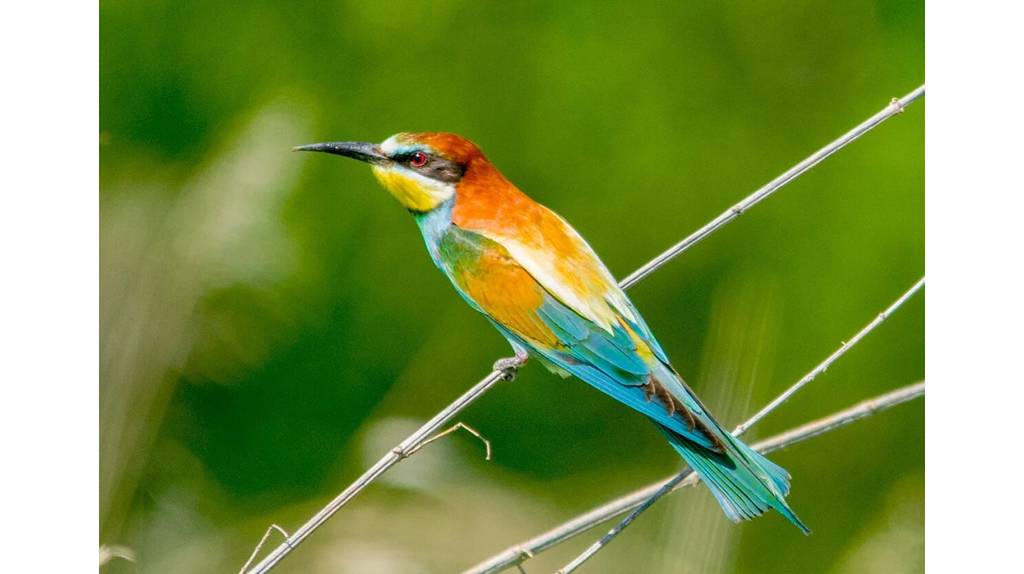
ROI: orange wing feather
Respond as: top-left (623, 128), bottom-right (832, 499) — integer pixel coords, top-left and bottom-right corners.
top-left (450, 245), bottom-right (562, 348)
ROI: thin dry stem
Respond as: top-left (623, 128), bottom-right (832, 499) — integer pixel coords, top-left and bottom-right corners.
top-left (406, 421), bottom-right (493, 461)
top-left (735, 276), bottom-right (924, 436)
top-left (239, 525), bottom-right (290, 574)
top-left (468, 382), bottom-right (924, 574)
top-left (553, 275), bottom-right (924, 572)
top-left (552, 274), bottom-right (924, 573)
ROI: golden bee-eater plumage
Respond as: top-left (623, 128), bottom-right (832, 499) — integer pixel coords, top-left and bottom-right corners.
top-left (295, 132), bottom-right (809, 532)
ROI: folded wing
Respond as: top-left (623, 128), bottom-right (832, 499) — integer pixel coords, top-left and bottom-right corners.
top-left (438, 225), bottom-right (717, 450)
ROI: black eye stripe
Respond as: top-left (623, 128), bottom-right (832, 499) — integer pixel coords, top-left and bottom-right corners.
top-left (393, 151), bottom-right (419, 163)
top-left (393, 152), bottom-right (465, 183)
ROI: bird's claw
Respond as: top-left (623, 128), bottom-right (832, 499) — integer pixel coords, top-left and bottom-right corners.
top-left (493, 352), bottom-right (529, 381)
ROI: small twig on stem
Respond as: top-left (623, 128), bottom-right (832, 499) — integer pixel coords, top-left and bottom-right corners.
top-left (406, 422), bottom-right (493, 461)
top-left (243, 370), bottom-right (505, 573)
top-left (467, 382), bottom-right (924, 574)
top-left (243, 85), bottom-right (924, 574)
top-left (239, 525), bottom-right (291, 574)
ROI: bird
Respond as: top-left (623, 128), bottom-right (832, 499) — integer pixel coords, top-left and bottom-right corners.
top-left (294, 132), bottom-right (809, 533)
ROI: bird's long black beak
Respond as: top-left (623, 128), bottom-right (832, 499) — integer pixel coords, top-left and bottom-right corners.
top-left (292, 141), bottom-right (389, 165)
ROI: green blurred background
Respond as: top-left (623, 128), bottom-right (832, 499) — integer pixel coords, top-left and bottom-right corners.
top-left (100, 1), bottom-right (924, 572)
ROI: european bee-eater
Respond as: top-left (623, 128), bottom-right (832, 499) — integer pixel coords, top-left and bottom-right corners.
top-left (295, 132), bottom-right (809, 532)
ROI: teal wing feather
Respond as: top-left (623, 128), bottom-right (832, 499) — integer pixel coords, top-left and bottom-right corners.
top-left (496, 293), bottom-right (721, 450)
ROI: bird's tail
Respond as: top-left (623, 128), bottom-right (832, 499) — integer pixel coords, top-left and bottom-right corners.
top-left (662, 425), bottom-right (810, 534)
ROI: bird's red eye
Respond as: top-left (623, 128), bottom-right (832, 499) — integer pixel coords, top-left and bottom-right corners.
top-left (410, 151), bottom-right (428, 168)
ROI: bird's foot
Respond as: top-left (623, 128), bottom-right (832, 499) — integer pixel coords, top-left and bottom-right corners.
top-left (493, 351), bottom-right (529, 381)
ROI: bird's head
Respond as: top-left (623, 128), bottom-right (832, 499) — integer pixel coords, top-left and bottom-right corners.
top-left (294, 132), bottom-right (486, 213)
